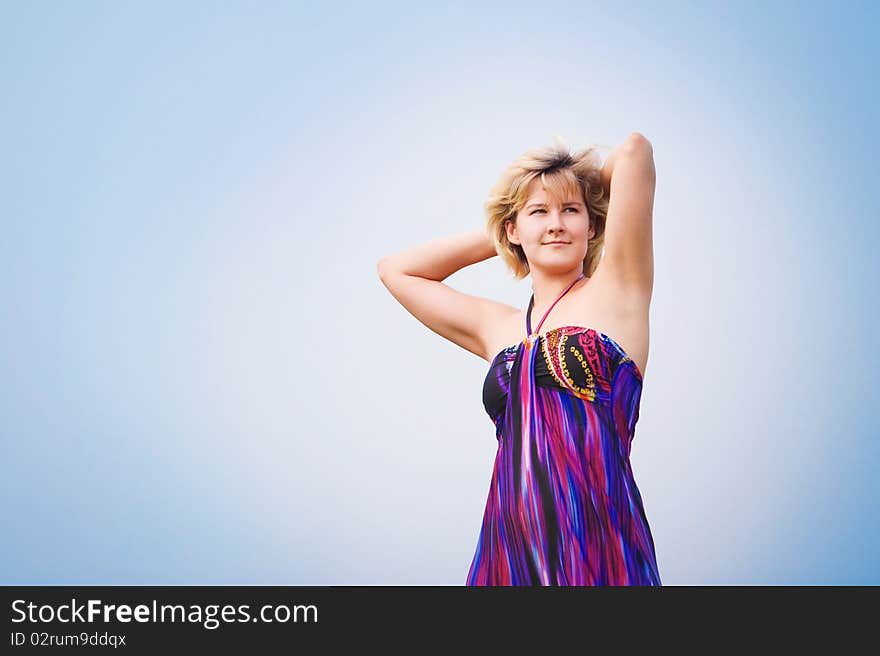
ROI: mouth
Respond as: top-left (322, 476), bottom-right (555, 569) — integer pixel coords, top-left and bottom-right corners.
top-left (544, 241), bottom-right (571, 245)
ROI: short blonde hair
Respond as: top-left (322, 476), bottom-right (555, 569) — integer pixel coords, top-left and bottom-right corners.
top-left (485, 136), bottom-right (609, 280)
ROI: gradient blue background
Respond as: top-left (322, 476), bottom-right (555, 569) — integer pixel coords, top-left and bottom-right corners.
top-left (2, 1), bottom-right (877, 585)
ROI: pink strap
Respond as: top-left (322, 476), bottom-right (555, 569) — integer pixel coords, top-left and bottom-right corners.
top-left (526, 273), bottom-right (585, 337)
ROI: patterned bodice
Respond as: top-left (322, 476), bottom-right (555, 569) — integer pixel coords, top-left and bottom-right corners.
top-left (482, 325), bottom-right (643, 422)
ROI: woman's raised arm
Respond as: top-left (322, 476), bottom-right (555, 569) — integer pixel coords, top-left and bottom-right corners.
top-left (377, 230), bottom-right (517, 362)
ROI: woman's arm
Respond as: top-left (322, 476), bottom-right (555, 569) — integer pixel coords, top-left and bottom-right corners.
top-left (599, 133), bottom-right (656, 294)
top-left (599, 140), bottom-right (630, 194)
top-left (377, 228), bottom-right (496, 281)
top-left (377, 230), bottom-right (516, 362)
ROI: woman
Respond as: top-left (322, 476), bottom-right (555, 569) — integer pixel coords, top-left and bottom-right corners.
top-left (377, 132), bottom-right (660, 586)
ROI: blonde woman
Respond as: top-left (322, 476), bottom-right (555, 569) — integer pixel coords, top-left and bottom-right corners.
top-left (377, 133), bottom-right (660, 586)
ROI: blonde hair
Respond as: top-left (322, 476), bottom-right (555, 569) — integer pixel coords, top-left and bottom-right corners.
top-left (485, 136), bottom-right (610, 280)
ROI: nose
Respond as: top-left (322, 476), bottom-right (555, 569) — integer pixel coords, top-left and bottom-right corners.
top-left (547, 211), bottom-right (566, 233)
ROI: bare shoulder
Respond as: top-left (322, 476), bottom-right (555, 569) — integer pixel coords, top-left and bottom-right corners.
top-left (587, 264), bottom-right (652, 377)
top-left (592, 262), bottom-right (652, 314)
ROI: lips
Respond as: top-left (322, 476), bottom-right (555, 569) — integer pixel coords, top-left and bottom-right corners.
top-left (544, 241), bottom-right (570, 245)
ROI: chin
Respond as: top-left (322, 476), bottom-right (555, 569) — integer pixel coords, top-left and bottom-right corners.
top-left (537, 260), bottom-right (581, 274)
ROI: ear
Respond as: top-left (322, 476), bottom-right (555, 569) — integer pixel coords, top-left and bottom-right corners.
top-left (505, 218), bottom-right (520, 245)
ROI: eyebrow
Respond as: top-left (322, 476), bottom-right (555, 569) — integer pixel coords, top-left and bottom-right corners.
top-left (526, 201), bottom-right (585, 209)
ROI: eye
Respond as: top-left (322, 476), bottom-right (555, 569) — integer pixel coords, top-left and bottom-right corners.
top-left (529, 207), bottom-right (579, 215)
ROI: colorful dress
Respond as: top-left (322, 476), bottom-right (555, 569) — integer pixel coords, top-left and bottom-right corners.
top-left (467, 274), bottom-right (662, 586)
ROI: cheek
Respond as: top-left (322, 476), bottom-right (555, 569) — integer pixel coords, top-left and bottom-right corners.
top-left (526, 232), bottom-right (544, 247)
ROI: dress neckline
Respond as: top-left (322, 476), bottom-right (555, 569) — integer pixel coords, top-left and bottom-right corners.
top-left (488, 325), bottom-right (643, 381)
top-left (526, 273), bottom-right (586, 337)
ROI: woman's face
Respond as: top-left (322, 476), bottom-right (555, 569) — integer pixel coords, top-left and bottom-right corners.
top-left (506, 178), bottom-right (594, 274)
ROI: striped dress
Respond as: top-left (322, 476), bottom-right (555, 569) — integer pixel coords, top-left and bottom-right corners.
top-left (467, 274), bottom-right (662, 586)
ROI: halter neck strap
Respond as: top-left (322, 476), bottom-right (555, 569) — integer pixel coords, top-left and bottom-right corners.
top-left (526, 273), bottom-right (586, 337)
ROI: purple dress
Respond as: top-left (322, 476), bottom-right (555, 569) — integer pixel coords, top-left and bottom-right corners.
top-left (467, 274), bottom-right (661, 585)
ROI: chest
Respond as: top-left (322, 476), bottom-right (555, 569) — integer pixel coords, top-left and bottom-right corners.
top-left (482, 326), bottom-right (643, 422)
top-left (489, 290), bottom-right (649, 378)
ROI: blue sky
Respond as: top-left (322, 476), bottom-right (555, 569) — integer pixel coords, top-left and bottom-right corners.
top-left (1, 1), bottom-right (877, 584)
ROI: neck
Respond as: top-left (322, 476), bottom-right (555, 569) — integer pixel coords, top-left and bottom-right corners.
top-left (530, 268), bottom-right (588, 316)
